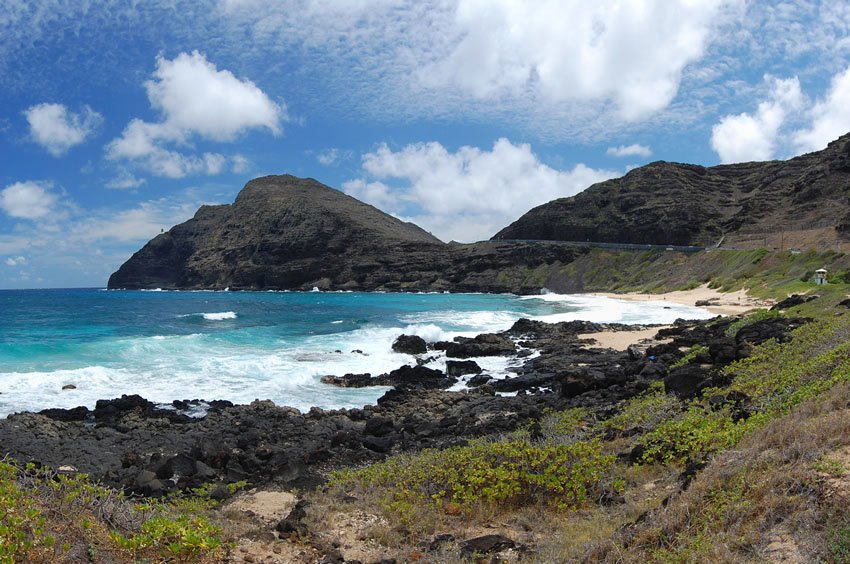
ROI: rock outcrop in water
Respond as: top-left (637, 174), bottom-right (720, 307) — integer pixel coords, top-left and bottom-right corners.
top-left (108, 175), bottom-right (586, 292)
top-left (494, 132), bottom-right (850, 248)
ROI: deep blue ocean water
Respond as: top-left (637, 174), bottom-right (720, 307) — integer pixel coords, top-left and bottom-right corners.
top-left (0, 289), bottom-right (712, 416)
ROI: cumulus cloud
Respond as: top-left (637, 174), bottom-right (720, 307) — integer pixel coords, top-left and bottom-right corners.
top-left (0, 181), bottom-right (58, 220)
top-left (607, 144), bottom-right (652, 158)
top-left (4, 256), bottom-right (27, 267)
top-left (710, 76), bottom-right (803, 163)
top-left (793, 65), bottom-right (850, 153)
top-left (343, 138), bottom-right (618, 242)
top-left (419, 0), bottom-right (734, 121)
top-left (24, 103), bottom-right (102, 156)
top-left (107, 51), bottom-right (285, 177)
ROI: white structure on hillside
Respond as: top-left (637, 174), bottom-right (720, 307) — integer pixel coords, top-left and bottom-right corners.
top-left (814, 268), bottom-right (828, 285)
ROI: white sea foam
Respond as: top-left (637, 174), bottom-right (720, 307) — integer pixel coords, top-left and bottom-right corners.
top-left (202, 311), bottom-right (237, 321)
top-left (178, 311), bottom-right (238, 321)
top-left (399, 310), bottom-right (521, 333)
top-left (521, 293), bottom-right (712, 324)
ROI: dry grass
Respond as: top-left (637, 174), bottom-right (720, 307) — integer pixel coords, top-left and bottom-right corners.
top-left (585, 382), bottom-right (850, 563)
top-left (299, 456), bottom-right (680, 563)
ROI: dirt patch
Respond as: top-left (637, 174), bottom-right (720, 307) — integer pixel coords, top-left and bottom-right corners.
top-left (225, 490), bottom-right (298, 526)
top-left (762, 526), bottom-right (806, 563)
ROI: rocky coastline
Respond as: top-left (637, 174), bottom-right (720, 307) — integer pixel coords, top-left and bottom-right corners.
top-left (0, 312), bottom-right (806, 501)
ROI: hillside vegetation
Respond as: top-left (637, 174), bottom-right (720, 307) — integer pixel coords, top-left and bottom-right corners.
top-left (522, 247), bottom-right (850, 304)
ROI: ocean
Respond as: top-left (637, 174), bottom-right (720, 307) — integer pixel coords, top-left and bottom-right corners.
top-left (0, 289), bottom-right (713, 417)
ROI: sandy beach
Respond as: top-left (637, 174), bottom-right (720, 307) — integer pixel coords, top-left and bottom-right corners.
top-left (579, 326), bottom-right (672, 351)
top-left (589, 284), bottom-right (768, 316)
top-left (579, 285), bottom-right (769, 350)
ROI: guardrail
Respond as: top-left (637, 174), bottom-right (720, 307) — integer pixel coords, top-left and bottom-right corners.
top-left (491, 239), bottom-right (708, 254)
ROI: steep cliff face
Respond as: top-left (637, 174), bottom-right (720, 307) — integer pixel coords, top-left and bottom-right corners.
top-left (494, 133), bottom-right (850, 248)
top-left (108, 175), bottom-right (586, 292)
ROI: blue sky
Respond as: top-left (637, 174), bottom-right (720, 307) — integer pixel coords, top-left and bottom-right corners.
top-left (2, 0), bottom-right (850, 288)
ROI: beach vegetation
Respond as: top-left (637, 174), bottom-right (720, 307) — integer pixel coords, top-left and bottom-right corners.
top-left (0, 460), bottom-right (237, 562)
top-left (668, 344), bottom-right (710, 369)
top-left (330, 438), bottom-right (618, 525)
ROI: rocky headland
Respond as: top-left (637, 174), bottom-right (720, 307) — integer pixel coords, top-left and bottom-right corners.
top-left (107, 175), bottom-right (586, 293)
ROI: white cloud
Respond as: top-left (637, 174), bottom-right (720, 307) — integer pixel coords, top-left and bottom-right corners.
top-left (0, 188), bottom-right (215, 287)
top-left (231, 154), bottom-right (250, 173)
top-left (4, 256), bottom-right (27, 267)
top-left (107, 51), bottom-right (285, 177)
top-left (70, 200), bottom-right (199, 244)
top-left (0, 181), bottom-right (58, 220)
top-left (794, 65), bottom-right (850, 153)
top-left (344, 138), bottom-right (617, 242)
top-left (24, 103), bottom-right (102, 156)
top-left (607, 144), bottom-right (652, 158)
top-left (105, 173), bottom-right (146, 190)
top-left (213, 0), bottom-right (743, 138)
top-left (710, 76), bottom-right (803, 163)
top-left (144, 50), bottom-right (283, 141)
top-left (418, 0), bottom-right (735, 121)
top-left (316, 148), bottom-right (353, 167)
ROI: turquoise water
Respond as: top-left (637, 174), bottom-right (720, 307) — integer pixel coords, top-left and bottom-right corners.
top-left (0, 289), bottom-right (712, 416)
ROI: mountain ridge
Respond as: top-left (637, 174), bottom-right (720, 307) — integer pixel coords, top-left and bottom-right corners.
top-left (494, 133), bottom-right (850, 249)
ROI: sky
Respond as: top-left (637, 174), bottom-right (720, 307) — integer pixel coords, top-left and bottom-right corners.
top-left (2, 0), bottom-right (850, 288)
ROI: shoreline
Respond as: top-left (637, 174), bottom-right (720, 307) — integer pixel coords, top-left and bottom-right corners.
top-left (587, 284), bottom-right (769, 316)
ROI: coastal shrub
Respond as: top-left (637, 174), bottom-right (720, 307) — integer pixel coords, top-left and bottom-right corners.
top-left (829, 522), bottom-right (850, 563)
top-left (540, 407), bottom-right (592, 441)
top-left (638, 403), bottom-right (743, 464)
top-left (724, 315), bottom-right (850, 416)
top-left (601, 382), bottom-right (681, 437)
top-left (110, 514), bottom-right (223, 562)
top-left (724, 308), bottom-right (783, 338)
top-left (669, 344), bottom-right (710, 370)
top-left (0, 458), bottom-right (229, 563)
top-left (331, 438), bottom-right (616, 522)
top-left (0, 461), bottom-right (55, 562)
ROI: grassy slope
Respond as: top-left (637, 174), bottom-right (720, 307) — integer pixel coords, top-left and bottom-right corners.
top-left (526, 247), bottom-right (850, 301)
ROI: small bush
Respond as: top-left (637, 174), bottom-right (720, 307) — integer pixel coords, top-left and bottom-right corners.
top-left (0, 461), bottom-right (54, 562)
top-left (725, 309), bottom-right (783, 338)
top-left (110, 514), bottom-right (224, 562)
top-left (830, 523), bottom-right (850, 563)
top-left (638, 403), bottom-right (743, 464)
top-left (601, 382), bottom-right (681, 436)
top-left (669, 344), bottom-right (710, 370)
top-left (331, 438), bottom-right (616, 523)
